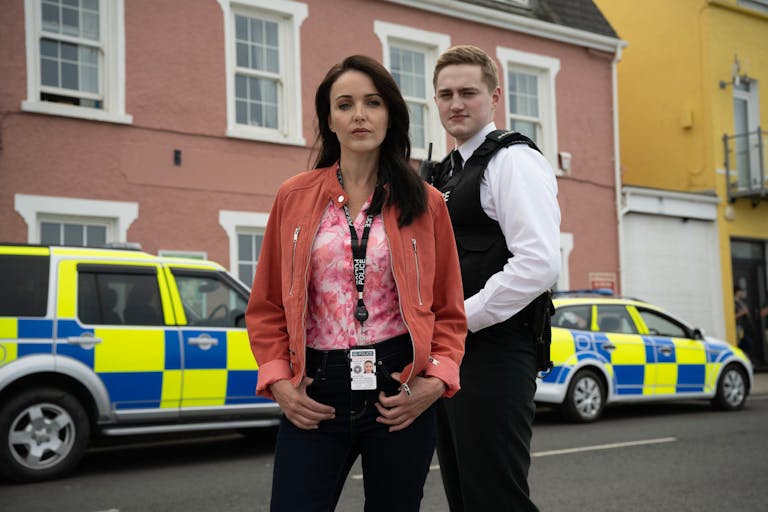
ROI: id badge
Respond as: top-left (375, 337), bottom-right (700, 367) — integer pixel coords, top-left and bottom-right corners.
top-left (350, 348), bottom-right (377, 391)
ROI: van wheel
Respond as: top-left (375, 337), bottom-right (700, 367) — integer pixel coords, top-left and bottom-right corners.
top-left (562, 369), bottom-right (605, 423)
top-left (0, 388), bottom-right (90, 482)
top-left (711, 364), bottom-right (748, 411)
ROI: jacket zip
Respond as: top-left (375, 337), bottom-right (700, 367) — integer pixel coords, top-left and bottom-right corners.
top-left (411, 238), bottom-right (423, 306)
top-left (288, 226), bottom-right (301, 296)
top-left (382, 214), bottom-right (417, 386)
top-left (297, 219), bottom-right (323, 381)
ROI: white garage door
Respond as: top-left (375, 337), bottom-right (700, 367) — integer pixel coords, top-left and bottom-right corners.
top-left (622, 213), bottom-right (725, 339)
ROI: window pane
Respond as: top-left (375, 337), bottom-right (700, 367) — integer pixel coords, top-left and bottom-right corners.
top-left (174, 273), bottom-right (248, 328)
top-left (42, 2), bottom-right (60, 32)
top-left (239, 264), bottom-right (253, 287)
top-left (235, 15), bottom-right (248, 40)
top-left (511, 119), bottom-right (536, 142)
top-left (61, 62), bottom-right (79, 90)
top-left (0, 254), bottom-right (50, 317)
top-left (86, 225), bottom-right (106, 246)
top-left (408, 102), bottom-right (425, 150)
top-left (62, 6), bottom-right (79, 37)
top-left (236, 99), bottom-right (247, 124)
top-left (509, 71), bottom-right (539, 117)
top-left (82, 12), bottom-right (99, 40)
top-left (40, 222), bottom-right (61, 244)
top-left (238, 234), bottom-right (253, 260)
top-left (236, 42), bottom-right (249, 67)
top-left (81, 63), bottom-right (98, 93)
top-left (552, 305), bottom-right (591, 330)
top-left (391, 47), bottom-right (426, 100)
top-left (122, 274), bottom-right (164, 326)
top-left (63, 223), bottom-right (84, 246)
top-left (41, 57), bottom-right (59, 87)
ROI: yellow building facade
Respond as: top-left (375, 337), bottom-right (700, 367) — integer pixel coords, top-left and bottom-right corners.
top-left (595, 0), bottom-right (768, 366)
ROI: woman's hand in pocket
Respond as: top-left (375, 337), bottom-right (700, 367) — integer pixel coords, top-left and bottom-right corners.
top-left (375, 373), bottom-right (446, 432)
top-left (270, 378), bottom-right (335, 430)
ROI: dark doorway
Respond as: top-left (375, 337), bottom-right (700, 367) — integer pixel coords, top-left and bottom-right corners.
top-left (732, 239), bottom-right (767, 368)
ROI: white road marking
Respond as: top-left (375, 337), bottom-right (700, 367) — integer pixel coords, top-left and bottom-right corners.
top-left (349, 437), bottom-right (678, 479)
top-left (532, 437), bottom-right (677, 457)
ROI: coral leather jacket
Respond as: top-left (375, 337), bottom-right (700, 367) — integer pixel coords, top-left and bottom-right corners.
top-left (246, 164), bottom-right (467, 400)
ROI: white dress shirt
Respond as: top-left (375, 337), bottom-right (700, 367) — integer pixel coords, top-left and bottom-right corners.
top-left (456, 123), bottom-right (561, 333)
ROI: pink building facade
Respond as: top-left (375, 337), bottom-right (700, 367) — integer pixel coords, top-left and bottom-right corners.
top-left (0, 0), bottom-right (623, 292)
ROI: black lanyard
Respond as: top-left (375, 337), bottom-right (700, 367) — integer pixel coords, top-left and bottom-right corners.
top-left (337, 167), bottom-right (377, 325)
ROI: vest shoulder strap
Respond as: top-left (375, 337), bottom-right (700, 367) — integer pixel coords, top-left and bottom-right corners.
top-left (470, 130), bottom-right (542, 161)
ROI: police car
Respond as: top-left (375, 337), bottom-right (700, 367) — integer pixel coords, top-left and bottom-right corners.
top-left (0, 244), bottom-right (280, 482)
top-left (535, 292), bottom-right (753, 422)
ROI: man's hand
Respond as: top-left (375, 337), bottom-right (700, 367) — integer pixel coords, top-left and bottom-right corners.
top-left (375, 373), bottom-right (446, 432)
top-left (270, 378), bottom-right (335, 430)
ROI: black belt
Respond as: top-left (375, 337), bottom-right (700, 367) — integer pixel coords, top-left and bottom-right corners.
top-left (305, 333), bottom-right (412, 392)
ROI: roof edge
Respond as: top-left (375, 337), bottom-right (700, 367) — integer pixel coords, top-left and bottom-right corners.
top-left (384, 0), bottom-right (626, 53)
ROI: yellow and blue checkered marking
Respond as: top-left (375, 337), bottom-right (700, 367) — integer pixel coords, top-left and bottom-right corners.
top-left (543, 327), bottom-right (741, 397)
top-left (2, 318), bottom-right (268, 410)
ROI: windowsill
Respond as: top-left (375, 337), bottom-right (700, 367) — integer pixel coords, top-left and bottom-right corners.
top-left (226, 126), bottom-right (306, 146)
top-left (21, 100), bottom-right (133, 124)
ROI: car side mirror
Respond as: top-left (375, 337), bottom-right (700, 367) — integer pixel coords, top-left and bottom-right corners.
top-left (692, 328), bottom-right (704, 340)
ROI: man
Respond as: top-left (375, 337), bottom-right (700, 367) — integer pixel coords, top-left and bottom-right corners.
top-left (432, 45), bottom-right (561, 511)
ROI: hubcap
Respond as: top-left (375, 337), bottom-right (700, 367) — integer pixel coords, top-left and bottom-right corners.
top-left (573, 376), bottom-right (602, 420)
top-left (8, 403), bottom-right (76, 471)
top-left (723, 370), bottom-right (745, 407)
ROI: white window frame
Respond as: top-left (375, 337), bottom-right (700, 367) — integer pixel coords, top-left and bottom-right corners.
top-left (374, 21), bottom-right (450, 161)
top-left (22, 0), bottom-right (132, 124)
top-left (496, 47), bottom-right (560, 169)
top-left (219, 210), bottom-right (269, 285)
top-left (732, 79), bottom-right (762, 189)
top-left (15, 194), bottom-right (138, 244)
top-left (219, 0), bottom-right (307, 146)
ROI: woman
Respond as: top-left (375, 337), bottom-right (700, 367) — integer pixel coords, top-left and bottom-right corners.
top-left (246, 55), bottom-right (466, 511)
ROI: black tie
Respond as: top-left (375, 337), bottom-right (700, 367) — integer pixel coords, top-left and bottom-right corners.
top-left (451, 150), bottom-right (463, 175)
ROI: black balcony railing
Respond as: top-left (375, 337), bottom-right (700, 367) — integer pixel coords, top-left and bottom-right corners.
top-left (724, 127), bottom-right (767, 206)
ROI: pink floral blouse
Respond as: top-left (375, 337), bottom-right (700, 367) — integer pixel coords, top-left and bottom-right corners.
top-left (305, 200), bottom-right (408, 349)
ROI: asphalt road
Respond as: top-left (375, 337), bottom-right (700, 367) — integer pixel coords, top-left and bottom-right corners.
top-left (2, 394), bottom-right (767, 511)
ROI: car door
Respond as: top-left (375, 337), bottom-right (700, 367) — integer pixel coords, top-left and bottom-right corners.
top-left (633, 306), bottom-right (707, 395)
top-left (166, 266), bottom-right (263, 412)
top-left (594, 304), bottom-right (653, 397)
top-left (56, 260), bottom-right (181, 416)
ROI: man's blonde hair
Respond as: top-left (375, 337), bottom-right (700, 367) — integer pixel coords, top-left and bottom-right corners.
top-left (433, 45), bottom-right (499, 92)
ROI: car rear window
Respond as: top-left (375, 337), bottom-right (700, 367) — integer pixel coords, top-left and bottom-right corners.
top-left (0, 254), bottom-right (50, 317)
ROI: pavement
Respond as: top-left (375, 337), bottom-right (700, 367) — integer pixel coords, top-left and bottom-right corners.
top-left (752, 368), bottom-right (768, 395)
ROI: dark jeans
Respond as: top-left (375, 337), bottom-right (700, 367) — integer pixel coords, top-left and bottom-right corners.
top-left (436, 321), bottom-right (539, 512)
top-left (270, 335), bottom-right (436, 512)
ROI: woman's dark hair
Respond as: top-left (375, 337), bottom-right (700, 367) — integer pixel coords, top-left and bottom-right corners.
top-left (312, 55), bottom-right (426, 227)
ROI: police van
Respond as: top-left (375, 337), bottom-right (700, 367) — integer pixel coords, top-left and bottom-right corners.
top-left (0, 244), bottom-right (279, 482)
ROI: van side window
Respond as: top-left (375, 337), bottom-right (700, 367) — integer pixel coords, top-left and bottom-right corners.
top-left (77, 270), bottom-right (164, 326)
top-left (173, 271), bottom-right (248, 328)
top-left (0, 254), bottom-right (49, 317)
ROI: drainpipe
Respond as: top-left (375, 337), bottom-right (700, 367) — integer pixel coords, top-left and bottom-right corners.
top-left (612, 42), bottom-right (627, 295)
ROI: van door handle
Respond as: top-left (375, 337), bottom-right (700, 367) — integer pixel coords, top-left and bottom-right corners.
top-left (188, 334), bottom-right (218, 350)
top-left (658, 346), bottom-right (673, 356)
top-left (67, 334), bottom-right (102, 349)
top-left (602, 343), bottom-right (616, 351)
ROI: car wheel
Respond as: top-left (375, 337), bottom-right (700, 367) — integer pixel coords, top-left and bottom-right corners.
top-left (0, 387), bottom-right (91, 482)
top-left (712, 364), bottom-right (748, 411)
top-left (562, 369), bottom-right (605, 423)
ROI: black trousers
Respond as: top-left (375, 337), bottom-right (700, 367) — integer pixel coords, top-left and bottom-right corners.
top-left (270, 335), bottom-right (436, 512)
top-left (436, 321), bottom-right (539, 512)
